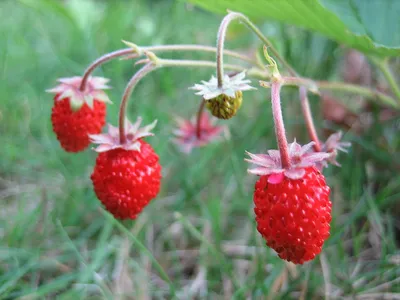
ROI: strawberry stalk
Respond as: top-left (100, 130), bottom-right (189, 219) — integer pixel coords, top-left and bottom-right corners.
top-left (119, 63), bottom-right (156, 144)
top-left (215, 11), bottom-right (297, 88)
top-left (271, 80), bottom-right (291, 168)
top-left (196, 100), bottom-right (206, 138)
top-left (79, 44), bottom-right (259, 92)
top-left (80, 48), bottom-right (134, 91)
top-left (123, 42), bottom-right (257, 65)
top-left (216, 13), bottom-right (236, 87)
top-left (299, 86), bottom-right (321, 152)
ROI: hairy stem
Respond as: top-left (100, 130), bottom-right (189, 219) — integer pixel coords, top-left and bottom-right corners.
top-left (283, 77), bottom-right (399, 108)
top-left (271, 80), bottom-right (290, 168)
top-left (196, 100), bottom-right (206, 138)
top-left (142, 44), bottom-right (256, 65)
top-left (299, 87), bottom-right (321, 151)
top-left (154, 58), bottom-right (267, 78)
top-left (317, 80), bottom-right (399, 108)
top-left (119, 63), bottom-right (156, 144)
top-left (80, 48), bottom-right (133, 91)
top-left (216, 14), bottom-right (237, 87)
top-left (216, 11), bottom-right (297, 88)
top-left (80, 44), bottom-right (258, 91)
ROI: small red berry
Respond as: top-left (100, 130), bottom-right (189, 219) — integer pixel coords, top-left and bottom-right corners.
top-left (91, 141), bottom-right (161, 219)
top-left (90, 117), bottom-right (161, 219)
top-left (254, 167), bottom-right (331, 264)
top-left (246, 141), bottom-right (333, 264)
top-left (51, 98), bottom-right (106, 152)
top-left (47, 76), bottom-right (112, 152)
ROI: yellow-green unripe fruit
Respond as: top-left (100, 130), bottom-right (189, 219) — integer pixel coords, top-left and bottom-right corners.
top-left (205, 91), bottom-right (243, 120)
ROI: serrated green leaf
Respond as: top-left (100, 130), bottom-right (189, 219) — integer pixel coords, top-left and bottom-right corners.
top-left (187, 0), bottom-right (400, 57)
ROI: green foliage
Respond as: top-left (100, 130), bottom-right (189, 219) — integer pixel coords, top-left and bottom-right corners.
top-left (187, 0), bottom-right (400, 57)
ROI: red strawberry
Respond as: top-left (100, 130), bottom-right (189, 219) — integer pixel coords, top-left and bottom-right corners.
top-left (47, 76), bottom-right (112, 152)
top-left (246, 141), bottom-right (332, 264)
top-left (90, 118), bottom-right (161, 219)
top-left (254, 166), bottom-right (331, 264)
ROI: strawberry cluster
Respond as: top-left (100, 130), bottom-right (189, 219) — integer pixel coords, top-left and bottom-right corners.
top-left (48, 29), bottom-right (350, 266)
top-left (48, 75), bottom-right (162, 220)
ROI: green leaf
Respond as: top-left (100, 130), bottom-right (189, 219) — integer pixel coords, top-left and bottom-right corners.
top-left (18, 0), bottom-right (77, 25)
top-left (187, 0), bottom-right (400, 57)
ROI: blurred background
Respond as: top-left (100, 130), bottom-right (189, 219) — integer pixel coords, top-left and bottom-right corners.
top-left (0, 0), bottom-right (399, 299)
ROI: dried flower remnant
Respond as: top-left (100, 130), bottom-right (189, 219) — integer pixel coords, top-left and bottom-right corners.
top-left (172, 113), bottom-right (226, 153)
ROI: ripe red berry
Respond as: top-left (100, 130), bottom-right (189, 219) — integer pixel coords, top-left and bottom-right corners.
top-left (51, 98), bottom-right (106, 152)
top-left (246, 141), bottom-right (333, 264)
top-left (253, 166), bottom-right (331, 264)
top-left (91, 141), bottom-right (161, 219)
top-left (89, 117), bottom-right (161, 219)
top-left (47, 76), bottom-right (112, 152)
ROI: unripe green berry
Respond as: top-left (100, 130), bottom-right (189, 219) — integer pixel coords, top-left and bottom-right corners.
top-left (205, 91), bottom-right (243, 120)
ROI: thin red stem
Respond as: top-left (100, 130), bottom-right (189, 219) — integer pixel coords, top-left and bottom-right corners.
top-left (299, 87), bottom-right (321, 152)
top-left (79, 48), bottom-right (134, 91)
top-left (196, 100), bottom-right (206, 138)
top-left (119, 63), bottom-right (156, 144)
top-left (271, 80), bottom-right (291, 168)
top-left (216, 12), bottom-right (298, 88)
top-left (216, 14), bottom-right (239, 87)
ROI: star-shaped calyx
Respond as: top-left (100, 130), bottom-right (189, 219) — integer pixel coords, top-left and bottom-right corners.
top-left (246, 140), bottom-right (331, 184)
top-left (172, 112), bottom-right (227, 154)
top-left (89, 117), bottom-right (157, 152)
top-left (190, 71), bottom-right (256, 119)
top-left (46, 76), bottom-right (112, 111)
top-left (191, 71), bottom-right (255, 99)
top-left (321, 131), bottom-right (351, 166)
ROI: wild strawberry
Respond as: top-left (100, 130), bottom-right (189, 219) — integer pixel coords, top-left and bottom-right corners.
top-left (191, 71), bottom-right (255, 119)
top-left (90, 118), bottom-right (161, 219)
top-left (47, 76), bottom-right (112, 152)
top-left (172, 110), bottom-right (227, 153)
top-left (246, 141), bottom-right (332, 264)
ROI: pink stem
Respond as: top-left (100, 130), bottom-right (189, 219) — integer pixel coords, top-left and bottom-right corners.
top-left (271, 80), bottom-right (291, 168)
top-left (196, 100), bottom-right (206, 138)
top-left (79, 48), bottom-right (134, 91)
top-left (119, 63), bottom-right (156, 144)
top-left (216, 13), bottom-right (243, 87)
top-left (299, 87), bottom-right (321, 152)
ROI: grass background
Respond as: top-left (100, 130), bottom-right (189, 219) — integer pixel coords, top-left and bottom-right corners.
top-left (0, 0), bottom-right (399, 299)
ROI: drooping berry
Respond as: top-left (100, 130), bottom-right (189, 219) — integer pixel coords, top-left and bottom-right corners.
top-left (191, 71), bottom-right (255, 119)
top-left (254, 166), bottom-right (331, 264)
top-left (47, 76), bottom-right (112, 152)
top-left (246, 141), bottom-right (332, 264)
top-left (90, 118), bottom-right (161, 219)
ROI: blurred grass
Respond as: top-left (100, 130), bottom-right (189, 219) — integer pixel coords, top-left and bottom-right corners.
top-left (0, 0), bottom-right (399, 299)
